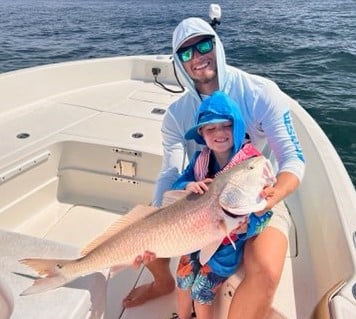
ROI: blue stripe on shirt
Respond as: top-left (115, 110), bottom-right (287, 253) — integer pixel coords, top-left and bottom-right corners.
top-left (283, 111), bottom-right (305, 162)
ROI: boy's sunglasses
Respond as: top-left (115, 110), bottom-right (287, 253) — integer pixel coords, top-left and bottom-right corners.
top-left (177, 37), bottom-right (214, 63)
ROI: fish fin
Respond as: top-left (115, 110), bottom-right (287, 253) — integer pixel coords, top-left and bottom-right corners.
top-left (20, 275), bottom-right (69, 296)
top-left (161, 190), bottom-right (190, 207)
top-left (223, 214), bottom-right (249, 235)
top-left (199, 240), bottom-right (222, 265)
top-left (226, 234), bottom-right (236, 250)
top-left (81, 204), bottom-right (158, 256)
top-left (219, 219), bottom-right (237, 250)
top-left (20, 258), bottom-right (71, 277)
top-left (19, 258), bottom-right (72, 295)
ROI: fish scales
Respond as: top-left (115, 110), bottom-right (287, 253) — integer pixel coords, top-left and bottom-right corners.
top-left (62, 194), bottom-right (222, 277)
top-left (102, 191), bottom-right (222, 264)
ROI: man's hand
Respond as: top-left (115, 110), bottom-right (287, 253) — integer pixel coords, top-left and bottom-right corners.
top-left (255, 171), bottom-right (300, 216)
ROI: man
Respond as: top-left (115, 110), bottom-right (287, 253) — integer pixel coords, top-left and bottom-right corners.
top-left (123, 17), bottom-right (305, 319)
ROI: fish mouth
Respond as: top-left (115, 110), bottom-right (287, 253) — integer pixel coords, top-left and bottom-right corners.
top-left (222, 207), bottom-right (242, 219)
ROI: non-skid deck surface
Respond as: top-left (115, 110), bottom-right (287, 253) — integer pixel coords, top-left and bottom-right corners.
top-left (117, 262), bottom-right (179, 319)
top-left (0, 80), bottom-right (178, 167)
top-left (118, 255), bottom-right (295, 319)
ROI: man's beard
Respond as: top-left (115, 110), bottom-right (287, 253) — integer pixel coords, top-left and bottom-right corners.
top-left (192, 69), bottom-right (217, 85)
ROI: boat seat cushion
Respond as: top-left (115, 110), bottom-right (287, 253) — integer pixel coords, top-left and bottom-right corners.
top-left (0, 230), bottom-right (107, 319)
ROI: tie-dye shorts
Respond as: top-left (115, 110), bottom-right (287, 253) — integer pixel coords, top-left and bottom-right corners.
top-left (176, 211), bottom-right (273, 304)
top-left (176, 251), bottom-right (227, 305)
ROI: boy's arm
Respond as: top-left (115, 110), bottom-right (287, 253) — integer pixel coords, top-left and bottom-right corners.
top-left (171, 152), bottom-right (200, 190)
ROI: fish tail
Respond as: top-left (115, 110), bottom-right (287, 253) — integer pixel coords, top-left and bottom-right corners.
top-left (19, 258), bottom-right (72, 296)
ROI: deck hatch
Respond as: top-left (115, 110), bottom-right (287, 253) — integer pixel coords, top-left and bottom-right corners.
top-left (114, 160), bottom-right (136, 178)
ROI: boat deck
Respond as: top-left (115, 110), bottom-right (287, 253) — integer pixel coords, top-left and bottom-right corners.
top-left (0, 72), bottom-right (301, 318)
top-left (1, 56), bottom-right (356, 318)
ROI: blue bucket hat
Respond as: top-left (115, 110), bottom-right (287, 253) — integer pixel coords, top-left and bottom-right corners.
top-left (185, 91), bottom-right (246, 153)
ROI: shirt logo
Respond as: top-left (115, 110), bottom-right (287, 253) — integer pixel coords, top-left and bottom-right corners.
top-left (283, 111), bottom-right (305, 162)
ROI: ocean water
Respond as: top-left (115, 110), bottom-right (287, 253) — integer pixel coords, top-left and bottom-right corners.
top-left (0, 0), bottom-right (355, 186)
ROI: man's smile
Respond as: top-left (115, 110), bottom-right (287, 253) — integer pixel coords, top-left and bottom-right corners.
top-left (194, 61), bottom-right (210, 71)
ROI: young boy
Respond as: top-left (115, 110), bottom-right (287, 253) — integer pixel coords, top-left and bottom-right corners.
top-left (172, 91), bottom-right (272, 319)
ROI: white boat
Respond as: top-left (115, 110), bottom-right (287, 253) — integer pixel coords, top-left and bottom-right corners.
top-left (0, 53), bottom-right (356, 319)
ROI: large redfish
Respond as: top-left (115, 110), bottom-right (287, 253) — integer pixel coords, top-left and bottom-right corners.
top-left (20, 156), bottom-right (275, 295)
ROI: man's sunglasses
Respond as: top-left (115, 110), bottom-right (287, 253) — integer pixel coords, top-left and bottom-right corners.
top-left (177, 37), bottom-right (214, 63)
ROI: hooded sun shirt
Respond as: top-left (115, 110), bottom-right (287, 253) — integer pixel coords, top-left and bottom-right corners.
top-left (172, 90), bottom-right (262, 190)
top-left (184, 91), bottom-right (246, 154)
top-left (152, 17), bottom-right (305, 206)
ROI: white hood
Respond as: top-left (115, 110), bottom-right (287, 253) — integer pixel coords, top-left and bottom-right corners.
top-left (172, 17), bottom-right (230, 102)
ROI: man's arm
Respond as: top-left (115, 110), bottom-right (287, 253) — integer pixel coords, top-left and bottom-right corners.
top-left (151, 109), bottom-right (187, 206)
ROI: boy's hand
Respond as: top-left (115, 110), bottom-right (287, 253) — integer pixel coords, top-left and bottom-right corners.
top-left (186, 178), bottom-right (213, 194)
